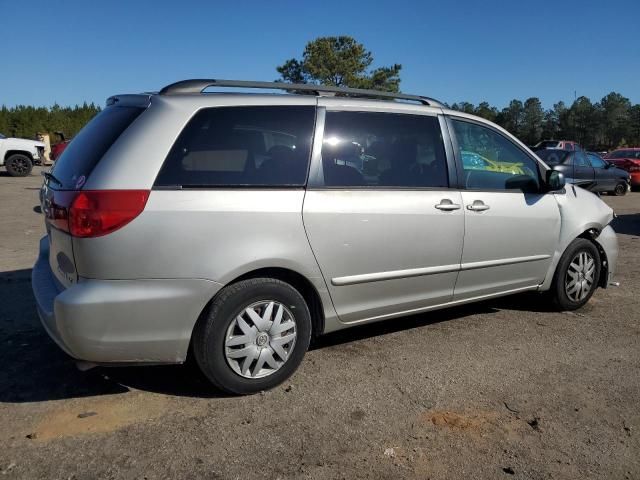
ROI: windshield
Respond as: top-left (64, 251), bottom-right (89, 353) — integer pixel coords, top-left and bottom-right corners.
top-left (536, 149), bottom-right (570, 165)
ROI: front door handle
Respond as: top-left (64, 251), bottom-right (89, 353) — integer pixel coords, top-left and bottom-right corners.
top-left (466, 200), bottom-right (490, 212)
top-left (435, 199), bottom-right (461, 211)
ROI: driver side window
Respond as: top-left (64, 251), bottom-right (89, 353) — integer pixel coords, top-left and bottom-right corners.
top-left (452, 119), bottom-right (540, 192)
top-left (587, 154), bottom-right (607, 168)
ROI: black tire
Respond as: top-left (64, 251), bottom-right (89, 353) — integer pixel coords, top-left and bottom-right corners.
top-left (193, 278), bottom-right (311, 395)
top-left (612, 183), bottom-right (627, 196)
top-left (5, 154), bottom-right (33, 177)
top-left (550, 238), bottom-right (601, 311)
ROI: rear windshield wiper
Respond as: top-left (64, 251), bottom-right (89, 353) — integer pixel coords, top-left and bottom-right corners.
top-left (41, 171), bottom-right (63, 187)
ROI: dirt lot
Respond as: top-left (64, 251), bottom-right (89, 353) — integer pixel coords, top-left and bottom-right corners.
top-left (0, 167), bottom-right (638, 479)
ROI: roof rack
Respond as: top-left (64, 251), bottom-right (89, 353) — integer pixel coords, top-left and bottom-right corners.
top-left (158, 79), bottom-right (443, 107)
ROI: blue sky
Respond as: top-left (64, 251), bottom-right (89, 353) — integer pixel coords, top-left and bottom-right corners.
top-left (1, 0), bottom-right (639, 109)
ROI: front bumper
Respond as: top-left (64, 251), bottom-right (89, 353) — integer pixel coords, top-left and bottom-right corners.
top-left (32, 236), bottom-right (222, 364)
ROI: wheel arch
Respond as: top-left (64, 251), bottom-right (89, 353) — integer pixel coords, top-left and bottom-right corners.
top-left (540, 224), bottom-right (610, 291)
top-left (192, 267), bottom-right (326, 346)
top-left (4, 150), bottom-right (34, 161)
top-left (232, 267), bottom-right (325, 338)
top-left (576, 229), bottom-right (610, 288)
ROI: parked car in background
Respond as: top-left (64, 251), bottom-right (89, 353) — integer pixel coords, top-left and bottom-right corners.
top-left (533, 140), bottom-right (582, 151)
top-left (50, 132), bottom-right (71, 161)
top-left (604, 148), bottom-right (640, 190)
top-left (536, 149), bottom-right (630, 195)
top-left (0, 133), bottom-right (45, 176)
top-left (33, 79), bottom-right (619, 395)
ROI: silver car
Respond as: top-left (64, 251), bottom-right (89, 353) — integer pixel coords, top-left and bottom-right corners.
top-left (32, 79), bottom-right (618, 394)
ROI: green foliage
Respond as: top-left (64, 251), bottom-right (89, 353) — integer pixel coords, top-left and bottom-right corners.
top-left (452, 92), bottom-right (640, 149)
top-left (521, 98), bottom-right (544, 145)
top-left (277, 36), bottom-right (402, 92)
top-left (0, 103), bottom-right (101, 141)
top-left (497, 100), bottom-right (524, 138)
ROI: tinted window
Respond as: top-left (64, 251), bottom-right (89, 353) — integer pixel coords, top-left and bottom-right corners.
top-left (51, 106), bottom-right (144, 190)
top-left (452, 119), bottom-right (540, 191)
top-left (320, 111), bottom-right (448, 188)
top-left (536, 149), bottom-right (571, 165)
top-left (155, 106), bottom-right (315, 187)
top-left (574, 151), bottom-right (589, 166)
top-left (587, 154), bottom-right (607, 168)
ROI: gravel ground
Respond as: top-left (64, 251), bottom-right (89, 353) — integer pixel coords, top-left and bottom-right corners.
top-left (0, 167), bottom-right (638, 479)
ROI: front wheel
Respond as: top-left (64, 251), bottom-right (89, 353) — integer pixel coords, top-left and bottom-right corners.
top-left (612, 182), bottom-right (627, 196)
top-left (193, 278), bottom-right (311, 395)
top-left (5, 154), bottom-right (33, 177)
top-left (550, 239), bottom-right (601, 311)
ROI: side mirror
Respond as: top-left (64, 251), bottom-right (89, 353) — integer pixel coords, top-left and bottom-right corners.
top-left (546, 170), bottom-right (565, 191)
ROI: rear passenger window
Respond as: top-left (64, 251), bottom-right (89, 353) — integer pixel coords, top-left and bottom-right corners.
top-left (155, 106), bottom-right (315, 187)
top-left (452, 119), bottom-right (540, 192)
top-left (320, 111), bottom-right (448, 188)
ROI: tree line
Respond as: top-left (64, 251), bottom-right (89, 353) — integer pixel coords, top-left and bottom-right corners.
top-left (449, 93), bottom-right (640, 150)
top-left (0, 103), bottom-right (101, 141)
top-left (277, 36), bottom-right (640, 151)
top-left (2, 36), bottom-right (638, 152)
top-left (3, 94), bottom-right (638, 151)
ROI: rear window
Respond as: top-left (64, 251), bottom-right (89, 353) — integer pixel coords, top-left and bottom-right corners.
top-left (538, 141), bottom-right (560, 149)
top-left (51, 106), bottom-right (144, 190)
top-left (536, 150), bottom-right (571, 165)
top-left (154, 106), bottom-right (315, 187)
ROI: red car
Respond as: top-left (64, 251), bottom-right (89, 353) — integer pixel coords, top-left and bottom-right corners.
top-left (605, 148), bottom-right (640, 188)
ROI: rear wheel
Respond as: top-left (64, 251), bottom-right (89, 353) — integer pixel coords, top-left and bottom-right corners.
top-left (193, 278), bottom-right (311, 395)
top-left (550, 239), bottom-right (601, 311)
top-left (5, 154), bottom-right (33, 177)
top-left (612, 182), bottom-right (627, 196)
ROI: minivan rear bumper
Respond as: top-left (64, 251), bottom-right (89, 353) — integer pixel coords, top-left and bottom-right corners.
top-left (32, 236), bottom-right (222, 364)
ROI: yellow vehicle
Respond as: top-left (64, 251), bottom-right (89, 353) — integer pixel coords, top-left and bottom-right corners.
top-left (461, 150), bottom-right (524, 175)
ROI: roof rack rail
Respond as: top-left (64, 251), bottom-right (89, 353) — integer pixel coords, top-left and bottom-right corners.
top-left (158, 79), bottom-right (443, 107)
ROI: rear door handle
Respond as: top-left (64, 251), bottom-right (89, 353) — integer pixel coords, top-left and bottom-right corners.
top-left (435, 199), bottom-right (461, 211)
top-left (466, 200), bottom-right (490, 212)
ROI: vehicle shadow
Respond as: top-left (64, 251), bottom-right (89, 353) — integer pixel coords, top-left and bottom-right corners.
top-left (0, 172), bottom-right (39, 178)
top-left (0, 268), bottom-right (228, 403)
top-left (1, 266), bottom-right (543, 402)
top-left (611, 214), bottom-right (640, 236)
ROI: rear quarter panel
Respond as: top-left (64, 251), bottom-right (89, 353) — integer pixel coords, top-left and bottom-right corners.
top-left (72, 190), bottom-right (336, 327)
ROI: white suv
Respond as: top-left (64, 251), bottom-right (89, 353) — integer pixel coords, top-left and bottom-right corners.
top-left (0, 133), bottom-right (45, 176)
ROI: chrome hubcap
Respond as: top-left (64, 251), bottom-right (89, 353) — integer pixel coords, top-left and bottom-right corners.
top-left (224, 300), bottom-right (297, 379)
top-left (565, 251), bottom-right (595, 302)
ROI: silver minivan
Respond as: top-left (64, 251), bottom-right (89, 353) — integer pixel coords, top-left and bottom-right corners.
top-left (32, 79), bottom-right (618, 394)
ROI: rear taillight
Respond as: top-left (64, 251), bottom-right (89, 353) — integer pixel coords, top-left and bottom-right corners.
top-left (69, 190), bottom-right (150, 238)
top-left (46, 190), bottom-right (149, 238)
